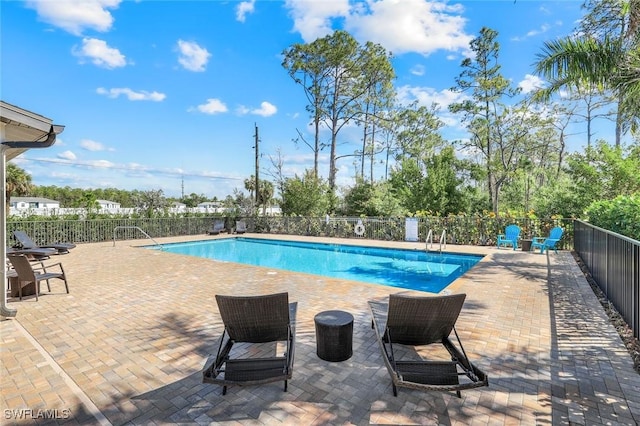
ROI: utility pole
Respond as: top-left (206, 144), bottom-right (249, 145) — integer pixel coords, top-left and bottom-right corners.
top-left (254, 123), bottom-right (259, 210)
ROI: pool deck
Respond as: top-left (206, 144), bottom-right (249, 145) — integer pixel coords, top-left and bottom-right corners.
top-left (2, 234), bottom-right (639, 425)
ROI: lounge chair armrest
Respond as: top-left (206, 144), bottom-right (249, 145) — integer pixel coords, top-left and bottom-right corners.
top-left (531, 237), bottom-right (545, 244)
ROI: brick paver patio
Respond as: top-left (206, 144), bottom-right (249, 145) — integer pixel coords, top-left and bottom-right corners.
top-left (2, 234), bottom-right (639, 425)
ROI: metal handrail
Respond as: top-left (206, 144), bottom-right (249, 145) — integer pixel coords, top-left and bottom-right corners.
top-left (426, 229), bottom-right (447, 252)
top-left (113, 226), bottom-right (163, 250)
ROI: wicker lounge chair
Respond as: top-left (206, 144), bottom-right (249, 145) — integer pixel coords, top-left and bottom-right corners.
top-left (13, 230), bottom-right (76, 254)
top-left (7, 253), bottom-right (69, 301)
top-left (7, 246), bottom-right (57, 261)
top-left (496, 224), bottom-right (521, 250)
top-left (202, 292), bottom-right (297, 395)
top-left (207, 219), bottom-right (226, 235)
top-left (369, 293), bottom-right (488, 397)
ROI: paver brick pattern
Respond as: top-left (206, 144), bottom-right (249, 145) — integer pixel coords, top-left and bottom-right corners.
top-left (1, 234), bottom-right (639, 425)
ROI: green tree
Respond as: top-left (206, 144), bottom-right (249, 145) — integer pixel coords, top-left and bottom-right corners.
top-left (180, 193), bottom-right (208, 208)
top-left (342, 178), bottom-right (377, 216)
top-left (283, 30), bottom-right (395, 191)
top-left (5, 163), bottom-right (33, 215)
top-left (389, 145), bottom-right (467, 215)
top-left (258, 180), bottom-right (274, 215)
top-left (394, 103), bottom-right (446, 161)
top-left (536, 139), bottom-right (640, 217)
top-left (534, 0), bottom-right (640, 144)
top-left (568, 139), bottom-right (640, 200)
top-left (585, 193), bottom-right (640, 239)
top-left (354, 41), bottom-right (396, 182)
top-left (449, 27), bottom-right (528, 214)
top-left (133, 189), bottom-right (168, 217)
top-left (280, 170), bottom-right (330, 216)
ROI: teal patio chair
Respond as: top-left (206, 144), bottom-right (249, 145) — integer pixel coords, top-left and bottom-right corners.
top-left (497, 225), bottom-right (521, 250)
top-left (531, 227), bottom-right (564, 254)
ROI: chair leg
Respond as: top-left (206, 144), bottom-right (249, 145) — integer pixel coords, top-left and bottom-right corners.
top-left (284, 380), bottom-right (288, 392)
top-left (456, 390), bottom-right (461, 398)
top-left (222, 386), bottom-right (227, 395)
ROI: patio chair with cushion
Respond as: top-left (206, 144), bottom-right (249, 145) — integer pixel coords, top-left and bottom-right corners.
top-left (7, 253), bottom-right (69, 301)
top-left (369, 293), bottom-right (488, 397)
top-left (235, 220), bottom-right (247, 234)
top-left (531, 226), bottom-right (564, 254)
top-left (13, 230), bottom-right (76, 254)
top-left (496, 224), bottom-right (521, 250)
top-left (202, 292), bottom-right (297, 395)
top-left (207, 219), bottom-right (226, 235)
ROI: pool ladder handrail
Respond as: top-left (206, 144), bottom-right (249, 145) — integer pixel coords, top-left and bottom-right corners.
top-left (426, 229), bottom-right (447, 252)
top-left (113, 226), bottom-right (164, 250)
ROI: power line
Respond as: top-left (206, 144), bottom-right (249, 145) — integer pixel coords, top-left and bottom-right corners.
top-left (16, 156), bottom-right (243, 181)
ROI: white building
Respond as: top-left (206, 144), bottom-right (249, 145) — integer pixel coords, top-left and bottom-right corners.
top-left (96, 199), bottom-right (120, 209)
top-left (10, 196), bottom-right (60, 210)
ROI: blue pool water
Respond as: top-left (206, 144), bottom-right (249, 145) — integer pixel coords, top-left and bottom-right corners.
top-left (153, 238), bottom-right (483, 293)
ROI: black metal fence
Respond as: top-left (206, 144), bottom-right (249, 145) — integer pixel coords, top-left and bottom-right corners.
top-left (7, 215), bottom-right (573, 247)
top-left (6, 217), bottom-right (214, 246)
top-left (574, 219), bottom-right (640, 340)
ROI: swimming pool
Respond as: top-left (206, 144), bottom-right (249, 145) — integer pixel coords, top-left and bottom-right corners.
top-left (153, 238), bottom-right (483, 293)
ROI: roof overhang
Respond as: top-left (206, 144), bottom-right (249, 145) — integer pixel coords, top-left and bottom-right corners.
top-left (1, 100), bottom-right (65, 159)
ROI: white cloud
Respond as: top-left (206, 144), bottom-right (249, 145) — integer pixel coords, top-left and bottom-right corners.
top-left (80, 139), bottom-right (108, 152)
top-left (526, 23), bottom-right (550, 37)
top-left (239, 101), bottom-right (278, 117)
top-left (57, 150), bottom-right (77, 160)
top-left (25, 0), bottom-right (120, 35)
top-left (285, 0), bottom-right (351, 42)
top-left (87, 159), bottom-right (115, 168)
top-left (396, 85), bottom-right (469, 130)
top-left (96, 87), bottom-right (166, 101)
top-left (396, 85), bottom-right (465, 110)
top-left (236, 0), bottom-right (256, 22)
top-left (285, 0), bottom-right (472, 56)
top-left (177, 40), bottom-right (211, 72)
top-left (347, 0), bottom-right (472, 56)
top-left (192, 98), bottom-right (228, 115)
top-left (73, 37), bottom-right (126, 69)
top-left (518, 74), bottom-right (546, 94)
top-left (512, 22), bottom-right (558, 41)
top-left (410, 64), bottom-right (425, 76)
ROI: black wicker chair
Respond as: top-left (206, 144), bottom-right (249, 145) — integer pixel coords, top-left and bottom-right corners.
top-left (202, 292), bottom-right (296, 395)
top-left (369, 293), bottom-right (488, 397)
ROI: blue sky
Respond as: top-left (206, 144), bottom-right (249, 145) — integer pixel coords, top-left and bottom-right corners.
top-left (2, 0), bottom-right (609, 199)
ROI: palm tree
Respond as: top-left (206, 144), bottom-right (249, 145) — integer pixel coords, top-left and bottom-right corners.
top-left (534, 0), bottom-right (640, 145)
top-left (258, 180), bottom-right (274, 215)
top-left (5, 163), bottom-right (33, 216)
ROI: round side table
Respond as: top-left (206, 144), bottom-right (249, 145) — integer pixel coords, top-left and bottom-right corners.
top-left (314, 310), bottom-right (354, 362)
